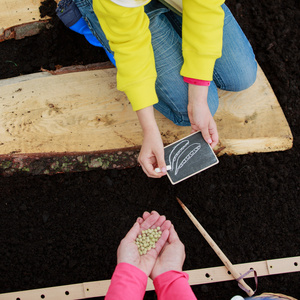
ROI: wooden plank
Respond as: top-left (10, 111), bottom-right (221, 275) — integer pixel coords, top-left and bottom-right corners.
top-left (214, 66), bottom-right (293, 155)
top-left (0, 72), bottom-right (52, 87)
top-left (0, 256), bottom-right (299, 299)
top-left (0, 68), bottom-right (190, 154)
top-left (0, 65), bottom-right (293, 175)
top-left (0, 0), bottom-right (46, 29)
top-left (0, 0), bottom-right (58, 41)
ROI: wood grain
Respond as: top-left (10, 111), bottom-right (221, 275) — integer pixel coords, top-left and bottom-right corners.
top-left (0, 0), bottom-right (52, 29)
top-left (0, 65), bottom-right (292, 158)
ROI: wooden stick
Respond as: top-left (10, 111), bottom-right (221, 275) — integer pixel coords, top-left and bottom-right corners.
top-left (176, 197), bottom-right (255, 296)
top-left (0, 256), bottom-right (299, 299)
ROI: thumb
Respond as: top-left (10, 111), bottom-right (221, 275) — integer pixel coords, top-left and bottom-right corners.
top-left (168, 225), bottom-right (180, 243)
top-left (155, 150), bottom-right (167, 173)
top-left (124, 222), bottom-right (140, 242)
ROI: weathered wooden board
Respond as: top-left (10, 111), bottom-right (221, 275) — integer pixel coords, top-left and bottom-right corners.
top-left (0, 0), bottom-right (58, 41)
top-left (214, 66), bottom-right (293, 155)
top-left (0, 64), bottom-right (293, 175)
top-left (0, 0), bottom-right (46, 28)
top-left (0, 68), bottom-right (191, 154)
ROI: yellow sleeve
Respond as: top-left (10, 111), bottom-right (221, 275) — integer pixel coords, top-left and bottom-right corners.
top-left (93, 0), bottom-right (158, 111)
top-left (180, 0), bottom-right (225, 81)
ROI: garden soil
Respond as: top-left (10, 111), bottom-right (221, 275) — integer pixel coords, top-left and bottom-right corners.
top-left (0, 0), bottom-right (299, 299)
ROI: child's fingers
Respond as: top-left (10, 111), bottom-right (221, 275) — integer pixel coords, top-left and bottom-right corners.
top-left (150, 215), bottom-right (166, 229)
top-left (142, 211), bottom-right (151, 220)
top-left (136, 217), bottom-right (144, 225)
top-left (160, 219), bottom-right (172, 232)
top-left (137, 211), bottom-right (153, 225)
top-left (140, 211), bottom-right (160, 231)
top-left (139, 211), bottom-right (171, 234)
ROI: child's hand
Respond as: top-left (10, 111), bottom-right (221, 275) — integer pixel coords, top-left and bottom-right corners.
top-left (150, 223), bottom-right (186, 280)
top-left (138, 128), bottom-right (167, 178)
top-left (117, 211), bottom-right (171, 276)
top-left (136, 106), bottom-right (167, 178)
top-left (188, 84), bottom-right (219, 148)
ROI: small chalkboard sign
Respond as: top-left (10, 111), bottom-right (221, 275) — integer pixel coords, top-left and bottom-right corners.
top-left (164, 131), bottom-right (219, 185)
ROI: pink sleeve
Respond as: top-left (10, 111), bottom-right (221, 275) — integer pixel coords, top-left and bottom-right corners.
top-left (183, 76), bottom-right (211, 86)
top-left (105, 262), bottom-right (148, 300)
top-left (153, 270), bottom-right (197, 300)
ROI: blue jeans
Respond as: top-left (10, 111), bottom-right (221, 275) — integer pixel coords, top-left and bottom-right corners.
top-left (74, 0), bottom-right (257, 126)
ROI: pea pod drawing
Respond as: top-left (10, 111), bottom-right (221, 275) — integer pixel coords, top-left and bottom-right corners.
top-left (168, 140), bottom-right (189, 171)
top-left (174, 143), bottom-right (201, 175)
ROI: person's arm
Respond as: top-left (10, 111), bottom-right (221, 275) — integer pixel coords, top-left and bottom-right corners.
top-left (93, 0), bottom-right (158, 111)
top-left (105, 212), bottom-right (172, 299)
top-left (136, 106), bottom-right (167, 177)
top-left (181, 0), bottom-right (224, 148)
top-left (105, 262), bottom-right (147, 300)
top-left (153, 270), bottom-right (197, 300)
top-left (181, 0), bottom-right (225, 81)
top-left (187, 84), bottom-right (219, 148)
top-left (105, 263), bottom-right (148, 300)
top-left (93, 0), bottom-right (168, 177)
top-left (140, 213), bottom-right (197, 299)
top-left (184, 77), bottom-right (218, 147)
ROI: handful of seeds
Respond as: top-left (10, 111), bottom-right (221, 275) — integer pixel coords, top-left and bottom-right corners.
top-left (135, 227), bottom-right (162, 255)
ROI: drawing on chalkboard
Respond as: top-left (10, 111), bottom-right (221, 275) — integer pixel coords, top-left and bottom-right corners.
top-left (169, 140), bottom-right (201, 175)
top-left (164, 131), bottom-right (219, 185)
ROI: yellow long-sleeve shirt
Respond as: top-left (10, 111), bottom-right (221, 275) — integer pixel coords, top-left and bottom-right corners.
top-left (93, 0), bottom-right (224, 111)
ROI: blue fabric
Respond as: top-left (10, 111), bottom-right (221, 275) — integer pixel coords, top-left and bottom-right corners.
top-left (69, 18), bottom-right (116, 65)
top-left (74, 0), bottom-right (257, 125)
top-left (56, 1), bottom-right (81, 27)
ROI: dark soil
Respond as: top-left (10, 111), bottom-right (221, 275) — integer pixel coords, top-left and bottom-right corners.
top-left (0, 0), bottom-right (299, 299)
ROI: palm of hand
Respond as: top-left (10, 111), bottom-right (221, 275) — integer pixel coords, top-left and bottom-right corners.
top-left (150, 243), bottom-right (177, 279)
top-left (118, 238), bottom-right (158, 276)
top-left (150, 226), bottom-right (185, 280)
top-left (117, 212), bottom-right (172, 276)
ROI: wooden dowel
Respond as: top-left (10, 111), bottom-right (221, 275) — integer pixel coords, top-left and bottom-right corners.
top-left (176, 197), bottom-right (255, 296)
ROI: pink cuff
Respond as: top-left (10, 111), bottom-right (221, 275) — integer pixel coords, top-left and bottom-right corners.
top-left (153, 270), bottom-right (197, 300)
top-left (184, 76), bottom-right (211, 86)
top-left (105, 263), bottom-right (148, 300)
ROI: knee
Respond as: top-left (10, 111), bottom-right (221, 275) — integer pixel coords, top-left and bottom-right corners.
top-left (154, 103), bottom-right (190, 126)
top-left (233, 59), bottom-right (258, 91)
top-left (215, 58), bottom-right (258, 92)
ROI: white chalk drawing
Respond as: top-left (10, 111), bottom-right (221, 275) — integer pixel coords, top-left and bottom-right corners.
top-left (168, 140), bottom-right (201, 175)
top-left (175, 143), bottom-right (201, 175)
top-left (169, 140), bottom-right (189, 171)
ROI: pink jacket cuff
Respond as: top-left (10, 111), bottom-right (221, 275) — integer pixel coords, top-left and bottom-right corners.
top-left (183, 76), bottom-right (211, 86)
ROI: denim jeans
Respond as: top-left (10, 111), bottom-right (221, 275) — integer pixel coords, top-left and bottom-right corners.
top-left (73, 0), bottom-right (257, 126)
